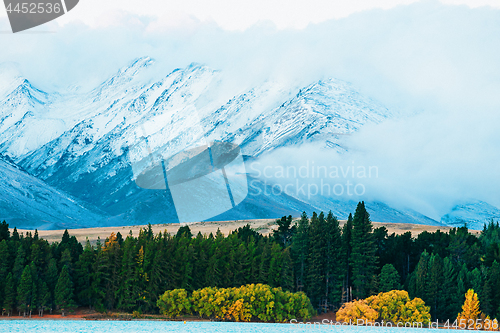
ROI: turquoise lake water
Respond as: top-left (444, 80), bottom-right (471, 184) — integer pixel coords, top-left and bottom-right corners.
top-left (0, 320), bottom-right (472, 333)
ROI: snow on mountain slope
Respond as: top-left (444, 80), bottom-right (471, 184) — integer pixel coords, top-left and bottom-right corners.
top-left (0, 71), bottom-right (64, 157)
top-left (231, 79), bottom-right (394, 156)
top-left (0, 57), bottom-right (444, 227)
top-left (441, 200), bottom-right (500, 230)
top-left (0, 155), bottom-right (108, 229)
top-left (19, 60), bottom-right (217, 181)
top-left (197, 78), bottom-right (393, 156)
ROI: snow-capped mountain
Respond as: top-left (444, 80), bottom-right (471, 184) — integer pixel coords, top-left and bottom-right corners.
top-left (0, 155), bottom-right (108, 230)
top-left (228, 78), bottom-right (394, 156)
top-left (441, 201), bottom-right (500, 230)
top-left (0, 57), bottom-right (495, 229)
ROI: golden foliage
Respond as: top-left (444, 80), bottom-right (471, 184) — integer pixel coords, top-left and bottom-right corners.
top-left (103, 232), bottom-right (118, 251)
top-left (225, 299), bottom-right (251, 322)
top-left (457, 289), bottom-right (481, 328)
top-left (336, 300), bottom-right (378, 323)
top-left (366, 290), bottom-right (410, 323)
top-left (362, 290), bottom-right (431, 325)
top-left (157, 289), bottom-right (192, 318)
top-left (398, 297), bottom-right (431, 325)
top-left (165, 284), bottom-right (315, 322)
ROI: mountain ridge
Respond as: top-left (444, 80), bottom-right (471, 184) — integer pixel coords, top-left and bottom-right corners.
top-left (0, 57), bottom-right (496, 230)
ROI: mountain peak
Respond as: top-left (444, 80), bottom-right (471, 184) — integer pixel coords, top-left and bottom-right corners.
top-left (0, 62), bottom-right (26, 99)
top-left (441, 200), bottom-right (500, 230)
top-left (122, 56), bottom-right (155, 74)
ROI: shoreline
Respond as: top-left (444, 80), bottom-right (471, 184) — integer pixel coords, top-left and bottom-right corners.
top-left (3, 313), bottom-right (498, 330)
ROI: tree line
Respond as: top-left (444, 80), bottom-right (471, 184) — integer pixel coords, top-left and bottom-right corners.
top-left (0, 201), bottom-right (499, 321)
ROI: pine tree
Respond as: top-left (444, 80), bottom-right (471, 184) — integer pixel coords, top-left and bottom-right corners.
top-left (468, 268), bottom-right (484, 311)
top-left (117, 236), bottom-right (139, 312)
top-left (485, 261), bottom-right (500, 318)
top-left (280, 247), bottom-right (294, 291)
top-left (178, 238), bottom-right (195, 290)
top-left (0, 240), bottom-right (10, 307)
top-left (148, 241), bottom-right (169, 308)
top-left (94, 233), bottom-right (122, 310)
top-left (414, 250), bottom-right (430, 301)
top-left (439, 257), bottom-right (458, 320)
top-left (191, 233), bottom-right (208, 290)
top-left (456, 263), bottom-right (470, 313)
top-left (267, 242), bottom-right (284, 287)
top-left (258, 239), bottom-right (271, 284)
top-left (427, 253), bottom-right (444, 320)
top-left (3, 272), bottom-right (15, 316)
top-left (291, 212), bottom-right (309, 292)
top-left (59, 248), bottom-right (73, 273)
top-left (379, 264), bottom-right (401, 292)
top-left (38, 281), bottom-right (50, 317)
top-left (205, 249), bottom-right (220, 287)
top-left (0, 220), bottom-right (9, 241)
top-left (12, 246), bottom-right (26, 280)
top-left (273, 215), bottom-right (296, 247)
top-left (75, 240), bottom-right (95, 307)
top-left (342, 213), bottom-right (353, 302)
top-left (29, 261), bottom-right (39, 317)
top-left (135, 244), bottom-right (149, 311)
top-left (11, 227), bottom-right (19, 242)
top-left (324, 211), bottom-right (343, 308)
top-left (17, 265), bottom-right (33, 316)
top-left (306, 212), bottom-right (325, 309)
top-left (233, 242), bottom-right (251, 287)
top-left (55, 265), bottom-right (76, 316)
top-left (350, 202), bottom-right (378, 299)
top-left (45, 258), bottom-right (58, 313)
top-left (91, 238), bottom-right (105, 311)
top-left (176, 225), bottom-right (193, 239)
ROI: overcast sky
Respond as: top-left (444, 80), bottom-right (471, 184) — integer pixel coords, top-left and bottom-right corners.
top-left (1, 0), bottom-right (499, 30)
top-left (1, 0), bottom-right (499, 220)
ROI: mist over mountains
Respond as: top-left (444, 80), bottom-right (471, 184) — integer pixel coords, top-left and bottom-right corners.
top-left (0, 58), bottom-right (498, 230)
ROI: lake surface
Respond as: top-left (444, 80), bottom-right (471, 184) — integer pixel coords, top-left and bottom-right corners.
top-left (0, 320), bottom-right (467, 333)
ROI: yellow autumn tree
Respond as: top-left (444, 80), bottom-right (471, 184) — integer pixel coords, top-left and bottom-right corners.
top-left (365, 290), bottom-right (431, 325)
top-left (191, 286), bottom-right (219, 318)
top-left (457, 289), bottom-right (481, 328)
top-left (190, 284), bottom-right (315, 322)
top-left (225, 298), bottom-right (251, 322)
top-left (366, 290), bottom-right (410, 323)
top-left (399, 297), bottom-right (431, 325)
top-left (336, 300), bottom-right (378, 323)
top-left (157, 289), bottom-right (192, 318)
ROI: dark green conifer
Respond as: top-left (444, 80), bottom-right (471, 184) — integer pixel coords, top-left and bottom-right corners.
top-left (3, 272), bottom-right (16, 316)
top-left (0, 220), bottom-right (9, 241)
top-left (379, 264), bottom-right (401, 292)
top-left (350, 202), bottom-right (377, 299)
top-left (55, 265), bottom-right (76, 316)
top-left (291, 212), bottom-right (309, 292)
top-left (324, 211), bottom-right (343, 307)
top-left (75, 240), bottom-right (95, 307)
top-left (17, 265), bottom-right (33, 316)
top-left (341, 213), bottom-right (353, 302)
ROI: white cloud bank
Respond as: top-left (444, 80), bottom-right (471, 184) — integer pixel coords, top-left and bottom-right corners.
top-left (0, 1), bottom-right (499, 219)
top-left (1, 0), bottom-right (499, 30)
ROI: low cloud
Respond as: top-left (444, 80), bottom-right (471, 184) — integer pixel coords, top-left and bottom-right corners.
top-left (1, 1), bottom-right (499, 219)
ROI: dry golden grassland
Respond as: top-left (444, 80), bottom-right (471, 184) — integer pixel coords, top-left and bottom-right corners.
top-left (14, 219), bottom-right (480, 245)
